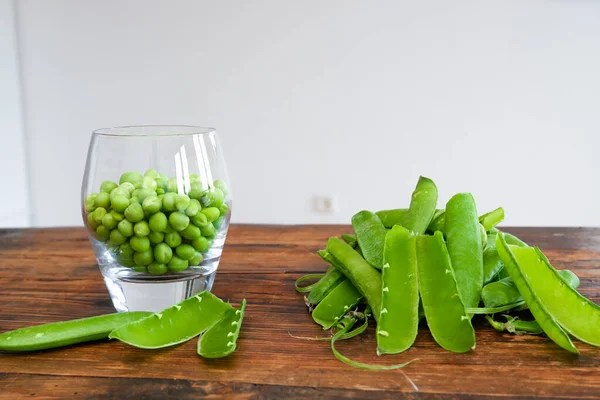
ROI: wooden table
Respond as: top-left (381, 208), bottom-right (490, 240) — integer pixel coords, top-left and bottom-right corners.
top-left (0, 225), bottom-right (599, 399)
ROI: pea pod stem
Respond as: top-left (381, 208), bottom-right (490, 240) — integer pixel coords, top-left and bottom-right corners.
top-left (485, 315), bottom-right (543, 335)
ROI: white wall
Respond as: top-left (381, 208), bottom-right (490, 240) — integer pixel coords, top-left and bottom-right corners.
top-left (12, 0), bottom-right (600, 227)
top-left (0, 0), bottom-right (29, 227)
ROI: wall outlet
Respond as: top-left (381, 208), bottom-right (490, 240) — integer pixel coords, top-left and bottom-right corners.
top-left (312, 196), bottom-right (337, 214)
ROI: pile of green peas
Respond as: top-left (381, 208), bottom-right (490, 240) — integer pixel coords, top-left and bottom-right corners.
top-left (84, 170), bottom-right (229, 275)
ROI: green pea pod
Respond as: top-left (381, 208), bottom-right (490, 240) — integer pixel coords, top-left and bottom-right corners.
top-left (341, 234), bottom-right (358, 249)
top-left (503, 231), bottom-right (528, 247)
top-left (109, 291), bottom-right (233, 349)
top-left (351, 210), bottom-right (386, 269)
top-left (479, 207), bottom-right (505, 232)
top-left (445, 193), bottom-right (483, 310)
top-left (511, 246), bottom-right (600, 347)
top-left (482, 269), bottom-right (580, 308)
top-left (198, 299), bottom-right (246, 358)
top-left (377, 225), bottom-right (419, 355)
top-left (401, 176), bottom-right (438, 234)
top-left (417, 231), bottom-right (476, 353)
top-left (479, 223), bottom-right (487, 249)
top-left (307, 258), bottom-right (346, 305)
top-left (427, 210), bottom-right (445, 233)
top-left (327, 237), bottom-right (382, 320)
top-left (0, 312), bottom-right (151, 352)
top-left (495, 234), bottom-right (578, 353)
top-left (312, 280), bottom-right (363, 329)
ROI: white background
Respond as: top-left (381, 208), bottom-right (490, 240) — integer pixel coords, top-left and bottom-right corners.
top-left (3, 0), bottom-right (600, 227)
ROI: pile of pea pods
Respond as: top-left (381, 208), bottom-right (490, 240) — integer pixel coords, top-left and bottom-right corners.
top-left (296, 176), bottom-right (600, 369)
top-left (84, 170), bottom-right (229, 275)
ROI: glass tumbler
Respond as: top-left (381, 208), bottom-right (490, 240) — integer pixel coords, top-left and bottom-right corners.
top-left (81, 126), bottom-right (232, 312)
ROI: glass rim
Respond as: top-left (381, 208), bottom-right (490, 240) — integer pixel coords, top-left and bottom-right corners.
top-left (92, 125), bottom-right (216, 137)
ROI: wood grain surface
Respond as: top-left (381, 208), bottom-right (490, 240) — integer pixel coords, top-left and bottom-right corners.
top-left (0, 225), bottom-right (599, 399)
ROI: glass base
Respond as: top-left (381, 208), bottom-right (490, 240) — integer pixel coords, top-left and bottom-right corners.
top-left (102, 267), bottom-right (217, 312)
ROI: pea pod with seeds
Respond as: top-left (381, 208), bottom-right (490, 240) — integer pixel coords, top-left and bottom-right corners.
top-left (417, 231), bottom-right (476, 353)
top-left (377, 225), bottom-right (419, 355)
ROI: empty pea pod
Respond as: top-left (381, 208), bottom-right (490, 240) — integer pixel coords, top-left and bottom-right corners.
top-left (351, 210), bottom-right (386, 269)
top-left (417, 231), bottom-right (476, 353)
top-left (312, 279), bottom-right (363, 329)
top-left (0, 312), bottom-right (151, 352)
top-left (326, 237), bottom-right (382, 319)
top-left (375, 208), bottom-right (409, 228)
top-left (109, 291), bottom-right (233, 349)
top-left (341, 234), bottom-right (358, 248)
top-left (495, 233), bottom-right (578, 353)
top-left (377, 225), bottom-right (419, 355)
top-left (479, 207), bottom-right (505, 232)
top-left (444, 193), bottom-right (483, 310)
top-left (511, 246), bottom-right (600, 347)
top-left (401, 176), bottom-right (438, 235)
top-left (198, 299), bottom-right (246, 358)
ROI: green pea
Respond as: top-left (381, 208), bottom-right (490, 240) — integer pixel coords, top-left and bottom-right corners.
top-left (148, 212), bottom-right (168, 232)
top-left (164, 225), bottom-right (175, 233)
top-left (142, 196), bottom-right (162, 214)
top-left (155, 175), bottom-right (168, 191)
top-left (168, 255), bottom-right (188, 272)
top-left (169, 212), bottom-right (190, 231)
top-left (130, 236), bottom-right (150, 252)
top-left (85, 193), bottom-right (97, 212)
top-left (200, 188), bottom-right (224, 208)
top-left (109, 229), bottom-right (126, 246)
top-left (132, 266), bottom-right (148, 273)
top-left (184, 199), bottom-right (201, 216)
top-left (162, 192), bottom-right (177, 211)
top-left (110, 211), bottom-right (124, 222)
top-left (188, 188), bottom-right (206, 200)
top-left (136, 188), bottom-right (156, 203)
top-left (119, 171), bottom-right (144, 189)
top-left (175, 194), bottom-right (190, 211)
top-left (167, 177), bottom-right (178, 193)
top-left (110, 194), bottom-right (128, 213)
top-left (148, 231), bottom-right (164, 244)
top-left (119, 182), bottom-right (135, 194)
top-left (200, 223), bottom-right (215, 237)
top-left (129, 197), bottom-right (139, 205)
top-left (119, 243), bottom-right (134, 257)
top-left (133, 249), bottom-right (153, 266)
top-left (134, 221), bottom-right (150, 237)
top-left (117, 219), bottom-right (134, 237)
top-left (102, 213), bottom-right (118, 230)
top-left (218, 203), bottom-right (229, 216)
top-left (189, 252), bottom-right (204, 266)
top-left (154, 243), bottom-right (173, 264)
top-left (95, 225), bottom-right (110, 241)
top-left (213, 216), bottom-right (224, 230)
top-left (189, 173), bottom-right (201, 182)
top-left (164, 231), bottom-right (182, 248)
top-left (143, 169), bottom-right (158, 178)
top-left (92, 207), bottom-right (107, 225)
top-left (175, 244), bottom-right (196, 260)
top-left (180, 224), bottom-right (201, 240)
top-left (142, 176), bottom-right (158, 191)
top-left (156, 188), bottom-right (165, 195)
top-left (124, 203), bottom-right (144, 222)
top-left (213, 179), bottom-right (228, 196)
top-left (201, 207), bottom-right (220, 223)
top-left (148, 263), bottom-right (168, 275)
top-left (86, 212), bottom-right (99, 230)
top-left (190, 212), bottom-right (208, 227)
top-left (100, 180), bottom-right (118, 194)
top-left (191, 237), bottom-right (209, 253)
top-left (115, 243), bottom-right (134, 266)
top-left (94, 192), bottom-right (111, 209)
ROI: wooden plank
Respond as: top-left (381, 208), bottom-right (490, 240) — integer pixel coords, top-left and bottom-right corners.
top-left (0, 226), bottom-right (599, 398)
